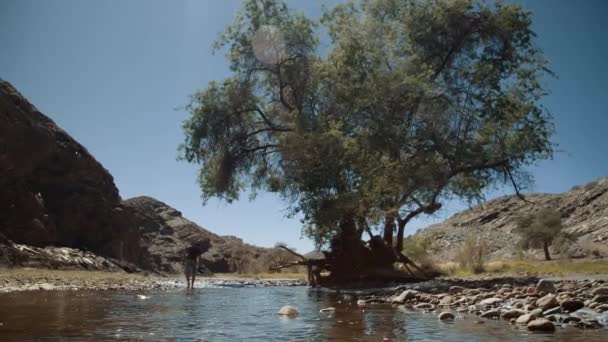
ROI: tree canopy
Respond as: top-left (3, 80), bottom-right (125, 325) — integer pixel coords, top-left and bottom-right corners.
top-left (515, 208), bottom-right (575, 260)
top-left (180, 0), bottom-right (554, 255)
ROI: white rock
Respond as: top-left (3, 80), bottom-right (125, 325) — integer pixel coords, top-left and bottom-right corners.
top-left (278, 305), bottom-right (299, 316)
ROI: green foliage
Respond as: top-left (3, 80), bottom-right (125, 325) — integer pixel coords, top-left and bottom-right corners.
top-left (180, 0), bottom-right (554, 249)
top-left (515, 207), bottom-right (576, 260)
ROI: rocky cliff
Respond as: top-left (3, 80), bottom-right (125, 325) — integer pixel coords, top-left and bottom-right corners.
top-left (0, 80), bottom-right (285, 274)
top-left (412, 177), bottom-right (608, 260)
top-left (0, 80), bottom-right (144, 265)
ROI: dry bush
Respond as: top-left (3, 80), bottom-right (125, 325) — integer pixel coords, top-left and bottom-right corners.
top-left (456, 236), bottom-right (488, 274)
top-left (402, 235), bottom-right (442, 276)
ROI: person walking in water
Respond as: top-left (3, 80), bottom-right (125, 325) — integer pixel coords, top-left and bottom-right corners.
top-left (184, 240), bottom-right (209, 289)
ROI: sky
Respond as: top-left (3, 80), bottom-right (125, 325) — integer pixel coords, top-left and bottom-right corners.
top-left (1, 0), bottom-right (607, 253)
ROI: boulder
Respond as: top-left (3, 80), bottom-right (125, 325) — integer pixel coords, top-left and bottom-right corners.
top-left (527, 318), bottom-right (555, 332)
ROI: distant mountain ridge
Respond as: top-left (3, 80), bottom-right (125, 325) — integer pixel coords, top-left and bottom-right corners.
top-left (412, 177), bottom-right (608, 260)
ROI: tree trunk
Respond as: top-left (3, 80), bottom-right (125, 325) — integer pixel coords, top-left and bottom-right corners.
top-left (543, 241), bottom-right (551, 261)
top-left (395, 218), bottom-right (406, 251)
top-left (383, 215), bottom-right (395, 247)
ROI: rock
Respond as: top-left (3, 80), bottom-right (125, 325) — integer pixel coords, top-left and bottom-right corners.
top-left (449, 286), bottom-right (465, 294)
top-left (438, 312), bottom-right (455, 320)
top-left (319, 307), bottom-right (335, 312)
top-left (501, 310), bottom-right (525, 320)
top-left (543, 306), bottom-right (562, 316)
top-left (591, 295), bottom-right (608, 304)
top-left (357, 299), bottom-right (368, 306)
top-left (591, 287), bottom-right (608, 296)
top-left (536, 279), bottom-right (556, 294)
top-left (480, 309), bottom-right (501, 319)
top-left (439, 296), bottom-right (454, 306)
top-left (414, 303), bottom-right (434, 310)
top-left (563, 316), bottom-right (582, 324)
top-left (536, 294), bottom-right (558, 310)
top-left (478, 297), bottom-right (502, 306)
top-left (391, 290), bottom-right (417, 304)
top-left (595, 304), bottom-right (608, 312)
top-left (278, 305), bottom-right (299, 316)
top-left (516, 313), bottom-right (537, 324)
top-left (560, 299), bottom-right (584, 312)
top-left (527, 318), bottom-right (555, 332)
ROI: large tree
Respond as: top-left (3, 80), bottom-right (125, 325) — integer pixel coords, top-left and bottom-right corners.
top-left (180, 0), bottom-right (554, 281)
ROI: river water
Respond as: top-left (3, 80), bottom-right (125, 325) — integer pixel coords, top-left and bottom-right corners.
top-left (1, 285), bottom-right (607, 341)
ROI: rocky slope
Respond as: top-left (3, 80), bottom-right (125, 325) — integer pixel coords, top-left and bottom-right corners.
top-left (0, 79), bottom-right (144, 265)
top-left (124, 196), bottom-right (275, 274)
top-left (0, 79), bottom-right (286, 274)
top-left (411, 177), bottom-right (608, 260)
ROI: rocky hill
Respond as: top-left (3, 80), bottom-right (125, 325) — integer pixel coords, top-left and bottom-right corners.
top-left (411, 177), bottom-right (608, 261)
top-left (0, 79), bottom-right (144, 266)
top-left (124, 196), bottom-right (275, 274)
top-left (0, 79), bottom-right (286, 274)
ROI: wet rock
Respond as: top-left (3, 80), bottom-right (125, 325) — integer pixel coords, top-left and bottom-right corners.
top-left (563, 316), bottom-right (582, 324)
top-left (449, 286), bottom-right (465, 294)
top-left (591, 287), bottom-right (608, 296)
top-left (560, 299), bottom-right (584, 312)
top-left (527, 318), bottom-right (555, 332)
top-left (480, 309), bottom-right (501, 319)
top-left (278, 305), bottom-right (299, 316)
top-left (536, 279), bottom-right (556, 294)
top-left (501, 309), bottom-right (525, 320)
top-left (595, 304), bottom-right (608, 312)
top-left (357, 299), bottom-right (368, 306)
top-left (438, 312), bottom-right (455, 320)
top-left (319, 307), bottom-right (335, 313)
top-left (516, 313), bottom-right (537, 324)
top-left (478, 297), bottom-right (502, 306)
top-left (439, 296), bottom-right (454, 306)
top-left (414, 303), bottom-right (434, 310)
top-left (536, 294), bottom-right (558, 310)
top-left (543, 306), bottom-right (562, 316)
top-left (591, 295), bottom-right (608, 304)
top-left (391, 290), bottom-right (417, 304)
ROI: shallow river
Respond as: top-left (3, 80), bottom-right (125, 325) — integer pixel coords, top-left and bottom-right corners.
top-left (1, 285), bottom-right (607, 341)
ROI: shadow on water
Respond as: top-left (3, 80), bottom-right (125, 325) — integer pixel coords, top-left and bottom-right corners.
top-left (1, 287), bottom-right (607, 341)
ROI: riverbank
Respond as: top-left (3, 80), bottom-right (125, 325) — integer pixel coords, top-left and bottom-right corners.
top-left (353, 277), bottom-right (608, 331)
top-left (0, 268), bottom-right (307, 293)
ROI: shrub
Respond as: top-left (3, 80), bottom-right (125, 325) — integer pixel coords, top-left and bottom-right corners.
top-left (456, 236), bottom-right (487, 274)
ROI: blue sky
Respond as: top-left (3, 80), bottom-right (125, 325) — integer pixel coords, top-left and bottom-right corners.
top-left (1, 0), bottom-right (607, 253)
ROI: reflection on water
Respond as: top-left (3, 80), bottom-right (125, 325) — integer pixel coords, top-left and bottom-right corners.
top-left (1, 287), bottom-right (607, 341)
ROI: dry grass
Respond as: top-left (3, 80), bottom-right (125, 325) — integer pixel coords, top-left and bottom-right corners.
top-left (439, 258), bottom-right (608, 278)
